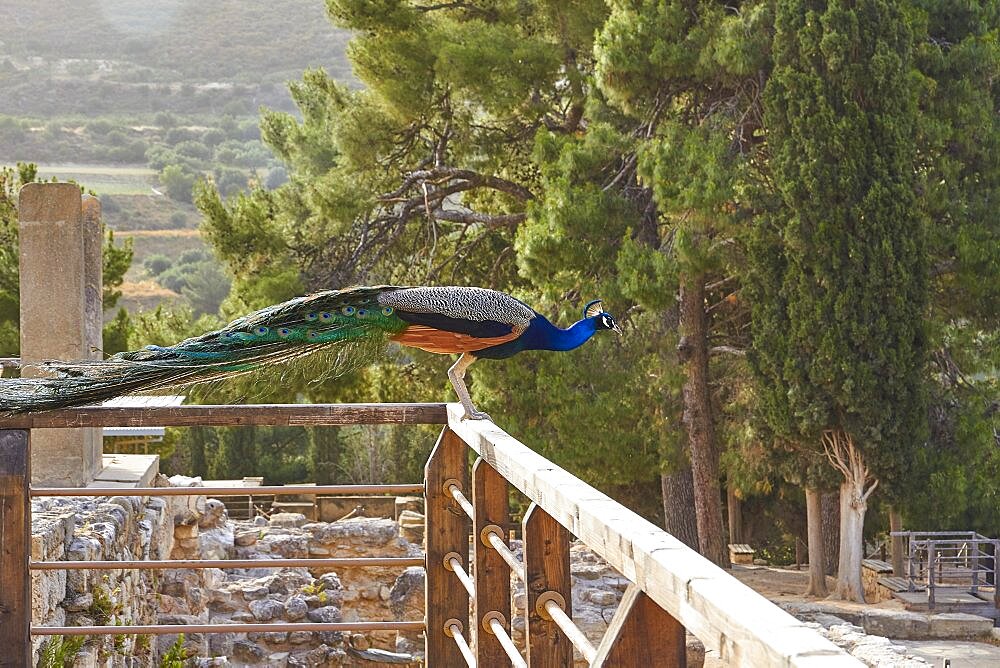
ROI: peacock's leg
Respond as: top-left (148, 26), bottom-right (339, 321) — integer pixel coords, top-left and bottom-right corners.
top-left (447, 353), bottom-right (491, 421)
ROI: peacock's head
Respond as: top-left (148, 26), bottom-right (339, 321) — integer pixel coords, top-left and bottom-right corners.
top-left (583, 299), bottom-right (622, 336)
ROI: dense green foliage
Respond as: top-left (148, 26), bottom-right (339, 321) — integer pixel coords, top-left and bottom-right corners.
top-left (749, 0), bottom-right (927, 488)
top-left (2, 0), bottom-right (998, 557)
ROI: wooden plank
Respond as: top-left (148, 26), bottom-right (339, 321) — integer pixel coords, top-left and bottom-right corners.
top-left (424, 427), bottom-right (470, 666)
top-left (592, 583), bottom-right (686, 667)
top-left (446, 404), bottom-right (859, 667)
top-left (0, 430), bottom-right (31, 668)
top-left (523, 502), bottom-right (572, 668)
top-left (472, 458), bottom-right (511, 666)
top-left (0, 403), bottom-right (448, 429)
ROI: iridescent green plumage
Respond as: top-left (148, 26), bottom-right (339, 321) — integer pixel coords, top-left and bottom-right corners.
top-left (0, 286), bottom-right (409, 413)
top-left (1, 284), bottom-right (620, 419)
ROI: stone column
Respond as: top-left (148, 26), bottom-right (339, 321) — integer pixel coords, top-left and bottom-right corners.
top-left (18, 183), bottom-right (103, 486)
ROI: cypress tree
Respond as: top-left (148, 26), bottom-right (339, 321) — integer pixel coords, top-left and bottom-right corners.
top-left (750, 0), bottom-right (927, 600)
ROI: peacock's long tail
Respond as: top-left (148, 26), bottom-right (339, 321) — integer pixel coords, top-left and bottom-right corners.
top-left (0, 286), bottom-right (411, 414)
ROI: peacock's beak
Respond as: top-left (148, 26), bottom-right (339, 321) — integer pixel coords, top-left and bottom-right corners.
top-left (612, 323), bottom-right (623, 337)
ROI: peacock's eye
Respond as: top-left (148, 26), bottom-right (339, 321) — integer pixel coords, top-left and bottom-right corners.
top-left (307, 330), bottom-right (319, 340)
top-left (305, 312), bottom-right (318, 321)
top-left (320, 312), bottom-right (332, 320)
top-left (382, 306), bottom-right (393, 316)
top-left (278, 328), bottom-right (291, 338)
top-left (357, 308), bottom-right (368, 317)
top-left (342, 306), bottom-right (356, 316)
top-left (255, 326), bottom-right (269, 336)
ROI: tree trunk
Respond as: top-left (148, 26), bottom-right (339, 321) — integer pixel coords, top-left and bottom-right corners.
top-left (889, 508), bottom-right (905, 576)
top-left (678, 274), bottom-right (728, 567)
top-left (822, 429), bottom-right (876, 602)
top-left (661, 468), bottom-right (699, 550)
top-left (821, 490), bottom-right (840, 576)
top-left (727, 485), bottom-right (743, 545)
top-left (804, 487), bottom-right (829, 597)
top-left (836, 478), bottom-right (867, 601)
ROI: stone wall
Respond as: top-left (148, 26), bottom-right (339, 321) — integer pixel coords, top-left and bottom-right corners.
top-left (31, 477), bottom-right (704, 667)
top-left (31, 489), bottom-right (172, 667)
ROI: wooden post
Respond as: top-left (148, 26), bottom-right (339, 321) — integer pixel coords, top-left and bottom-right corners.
top-left (592, 583), bottom-right (687, 667)
top-left (927, 543), bottom-right (936, 609)
top-left (0, 430), bottom-right (31, 668)
top-left (472, 458), bottom-right (511, 666)
top-left (523, 502), bottom-right (572, 667)
top-left (424, 428), bottom-right (470, 666)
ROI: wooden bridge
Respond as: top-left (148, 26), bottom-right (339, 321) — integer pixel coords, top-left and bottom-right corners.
top-left (0, 402), bottom-right (861, 666)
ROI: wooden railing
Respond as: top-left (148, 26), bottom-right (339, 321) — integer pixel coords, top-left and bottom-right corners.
top-left (0, 403), bottom-right (860, 667)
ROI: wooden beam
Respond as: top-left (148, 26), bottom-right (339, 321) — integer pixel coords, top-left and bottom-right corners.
top-left (424, 427), bottom-right (470, 666)
top-left (592, 583), bottom-right (686, 667)
top-left (0, 430), bottom-right (31, 668)
top-left (446, 404), bottom-right (860, 667)
top-left (523, 502), bottom-right (572, 668)
top-left (473, 458), bottom-right (511, 666)
top-left (0, 403), bottom-right (448, 428)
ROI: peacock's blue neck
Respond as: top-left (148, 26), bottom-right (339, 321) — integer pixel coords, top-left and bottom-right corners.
top-left (528, 316), bottom-right (598, 352)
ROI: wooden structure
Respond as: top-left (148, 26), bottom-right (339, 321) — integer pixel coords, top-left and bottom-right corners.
top-left (891, 531), bottom-right (1000, 615)
top-left (0, 403), bottom-right (860, 666)
top-left (728, 543), bottom-right (755, 565)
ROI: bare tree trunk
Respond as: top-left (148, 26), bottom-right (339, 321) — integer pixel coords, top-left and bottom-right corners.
top-left (727, 485), bottom-right (743, 545)
top-left (823, 430), bottom-right (877, 602)
top-left (661, 468), bottom-right (699, 550)
top-left (821, 490), bottom-right (840, 576)
top-left (889, 508), bottom-right (905, 576)
top-left (804, 487), bottom-right (829, 597)
top-left (678, 275), bottom-right (728, 568)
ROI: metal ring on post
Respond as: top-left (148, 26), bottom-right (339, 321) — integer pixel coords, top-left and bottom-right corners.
top-left (481, 610), bottom-right (507, 634)
top-left (442, 478), bottom-right (462, 496)
top-left (535, 591), bottom-right (566, 621)
top-left (443, 618), bottom-right (464, 637)
top-left (442, 551), bottom-right (463, 571)
top-left (480, 524), bottom-right (504, 547)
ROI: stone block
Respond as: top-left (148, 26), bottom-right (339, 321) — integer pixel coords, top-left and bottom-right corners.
top-left (270, 512), bottom-right (309, 528)
top-left (928, 612), bottom-right (993, 638)
top-left (862, 609), bottom-right (929, 639)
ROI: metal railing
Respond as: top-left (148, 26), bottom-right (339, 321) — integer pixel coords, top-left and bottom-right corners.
top-left (0, 402), bottom-right (860, 667)
top-left (893, 531), bottom-right (999, 608)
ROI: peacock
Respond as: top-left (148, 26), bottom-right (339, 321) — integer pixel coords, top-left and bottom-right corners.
top-left (1, 286), bottom-right (621, 419)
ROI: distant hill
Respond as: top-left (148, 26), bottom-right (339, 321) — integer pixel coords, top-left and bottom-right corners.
top-left (0, 0), bottom-right (354, 116)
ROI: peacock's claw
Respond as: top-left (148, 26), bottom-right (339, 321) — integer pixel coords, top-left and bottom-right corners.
top-left (462, 409), bottom-right (492, 421)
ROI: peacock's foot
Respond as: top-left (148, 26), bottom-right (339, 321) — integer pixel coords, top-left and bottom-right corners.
top-left (462, 408), bottom-right (492, 421)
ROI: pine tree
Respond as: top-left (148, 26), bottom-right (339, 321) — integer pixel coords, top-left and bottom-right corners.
top-left (750, 0), bottom-right (927, 601)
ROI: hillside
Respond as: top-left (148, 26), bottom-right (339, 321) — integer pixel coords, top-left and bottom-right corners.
top-left (0, 0), bottom-right (353, 116)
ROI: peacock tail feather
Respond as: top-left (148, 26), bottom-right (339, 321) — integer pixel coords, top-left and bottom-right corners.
top-left (0, 286), bottom-right (412, 414)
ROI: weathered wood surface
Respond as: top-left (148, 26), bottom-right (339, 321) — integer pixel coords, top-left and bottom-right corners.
top-left (447, 404), bottom-right (861, 667)
top-left (0, 402), bottom-right (448, 428)
top-left (473, 458), bottom-right (512, 666)
top-left (523, 503), bottom-right (573, 668)
top-left (0, 430), bottom-right (31, 668)
top-left (31, 484), bottom-right (423, 497)
top-left (592, 583), bottom-right (686, 667)
top-left (424, 427), bottom-right (470, 666)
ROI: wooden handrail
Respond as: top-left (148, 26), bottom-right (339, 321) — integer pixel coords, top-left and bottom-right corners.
top-left (0, 402), bottom-right (448, 428)
top-left (445, 404), bottom-right (860, 667)
top-left (30, 483), bottom-right (423, 497)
